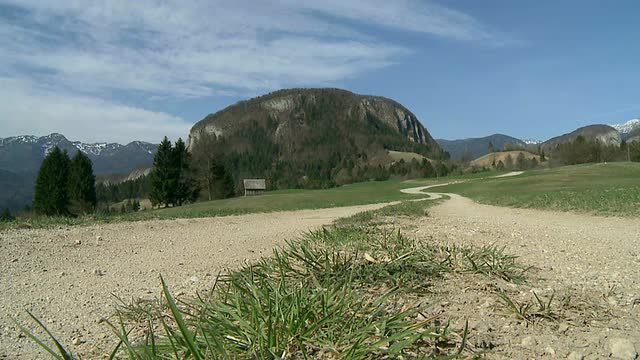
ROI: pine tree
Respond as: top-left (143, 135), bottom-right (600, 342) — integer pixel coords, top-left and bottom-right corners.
top-left (422, 159), bottom-right (435, 178)
top-left (33, 147), bottom-right (70, 216)
top-left (516, 152), bottom-right (527, 170)
top-left (150, 137), bottom-right (175, 207)
top-left (504, 154), bottom-right (514, 170)
top-left (0, 208), bottom-right (14, 222)
top-left (210, 161), bottom-right (235, 199)
top-left (173, 138), bottom-right (198, 205)
top-left (68, 151), bottom-right (97, 214)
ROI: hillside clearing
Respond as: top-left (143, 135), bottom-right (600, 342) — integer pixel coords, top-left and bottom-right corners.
top-left (387, 150), bottom-right (428, 163)
top-left (470, 150), bottom-right (541, 168)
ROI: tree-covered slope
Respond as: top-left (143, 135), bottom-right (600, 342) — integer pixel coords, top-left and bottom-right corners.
top-left (188, 88), bottom-right (446, 189)
top-left (436, 134), bottom-right (526, 160)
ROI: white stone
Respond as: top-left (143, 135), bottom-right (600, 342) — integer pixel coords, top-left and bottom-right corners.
top-left (608, 338), bottom-right (637, 360)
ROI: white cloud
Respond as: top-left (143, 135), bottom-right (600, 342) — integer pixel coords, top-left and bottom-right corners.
top-left (0, 77), bottom-right (191, 144)
top-left (0, 0), bottom-right (506, 143)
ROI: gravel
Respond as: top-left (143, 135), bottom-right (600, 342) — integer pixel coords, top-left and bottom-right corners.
top-left (0, 203), bottom-right (392, 359)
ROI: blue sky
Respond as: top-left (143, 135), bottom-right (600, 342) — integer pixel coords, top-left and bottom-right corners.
top-left (1, 0), bottom-right (639, 143)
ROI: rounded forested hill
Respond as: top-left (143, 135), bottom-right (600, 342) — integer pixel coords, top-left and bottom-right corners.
top-left (188, 88), bottom-right (446, 189)
top-left (541, 124), bottom-right (621, 151)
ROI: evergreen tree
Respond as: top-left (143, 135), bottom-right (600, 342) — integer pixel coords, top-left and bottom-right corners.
top-left (496, 160), bottom-right (505, 171)
top-left (173, 138), bottom-right (198, 205)
top-left (422, 159), bottom-right (435, 178)
top-left (68, 151), bottom-right (97, 214)
top-left (210, 161), bottom-right (235, 199)
top-left (33, 147), bottom-right (70, 216)
top-left (516, 152), bottom-right (527, 170)
top-left (150, 137), bottom-right (175, 207)
top-left (504, 154), bottom-right (514, 170)
top-left (0, 208), bottom-right (14, 222)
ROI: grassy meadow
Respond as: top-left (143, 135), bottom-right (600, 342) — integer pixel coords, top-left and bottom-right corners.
top-left (436, 162), bottom-right (640, 216)
top-left (0, 179), bottom-right (436, 230)
top-left (4, 161), bottom-right (639, 231)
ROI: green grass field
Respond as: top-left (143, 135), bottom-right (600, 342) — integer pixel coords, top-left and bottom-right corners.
top-left (4, 162), bottom-right (639, 231)
top-left (149, 179), bottom-right (427, 218)
top-left (0, 179), bottom-right (437, 230)
top-left (436, 162), bottom-right (640, 216)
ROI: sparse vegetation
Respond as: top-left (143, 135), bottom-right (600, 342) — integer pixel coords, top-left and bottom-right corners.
top-left (16, 194), bottom-right (534, 359)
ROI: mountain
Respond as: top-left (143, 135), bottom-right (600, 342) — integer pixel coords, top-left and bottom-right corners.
top-left (187, 88), bottom-right (444, 188)
top-left (541, 124), bottom-right (621, 151)
top-left (625, 127), bottom-right (640, 143)
top-left (436, 134), bottom-right (527, 160)
top-left (610, 119), bottom-right (640, 137)
top-left (522, 138), bottom-right (543, 145)
top-left (0, 134), bottom-right (157, 176)
top-left (0, 133), bottom-right (158, 210)
top-left (0, 169), bottom-right (33, 212)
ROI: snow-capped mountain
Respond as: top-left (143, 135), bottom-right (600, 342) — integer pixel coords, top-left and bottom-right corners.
top-left (0, 133), bottom-right (158, 175)
top-left (521, 138), bottom-right (543, 145)
top-left (0, 133), bottom-right (159, 210)
top-left (609, 119), bottom-right (640, 134)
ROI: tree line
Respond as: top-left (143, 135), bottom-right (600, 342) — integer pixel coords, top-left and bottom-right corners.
top-left (549, 136), bottom-right (640, 165)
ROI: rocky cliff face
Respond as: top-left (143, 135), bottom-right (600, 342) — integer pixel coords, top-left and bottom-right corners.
top-left (186, 88), bottom-right (444, 189)
top-left (188, 88), bottom-right (440, 154)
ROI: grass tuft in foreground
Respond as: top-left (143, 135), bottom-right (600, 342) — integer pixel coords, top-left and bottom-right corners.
top-left (16, 201), bottom-right (528, 359)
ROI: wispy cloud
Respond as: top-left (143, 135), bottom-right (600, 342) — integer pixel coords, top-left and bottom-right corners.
top-left (0, 0), bottom-right (507, 143)
top-left (0, 77), bottom-right (191, 144)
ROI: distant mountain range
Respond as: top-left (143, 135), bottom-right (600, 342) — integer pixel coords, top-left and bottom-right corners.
top-left (0, 133), bottom-right (157, 211)
top-left (439, 118), bottom-right (640, 160)
top-left (436, 134), bottom-right (527, 161)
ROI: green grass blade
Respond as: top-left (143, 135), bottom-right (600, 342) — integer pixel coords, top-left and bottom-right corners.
top-left (11, 316), bottom-right (65, 360)
top-left (25, 310), bottom-right (74, 360)
top-left (160, 275), bottom-right (203, 360)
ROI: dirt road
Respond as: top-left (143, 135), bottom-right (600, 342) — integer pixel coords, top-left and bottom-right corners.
top-left (0, 202), bottom-right (395, 359)
top-left (405, 191), bottom-right (640, 359)
top-left (2, 184), bottom-right (640, 359)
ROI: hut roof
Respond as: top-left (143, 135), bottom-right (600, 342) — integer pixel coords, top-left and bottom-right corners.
top-left (243, 179), bottom-right (266, 190)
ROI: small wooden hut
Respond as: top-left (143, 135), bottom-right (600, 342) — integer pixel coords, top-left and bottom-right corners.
top-left (243, 179), bottom-right (266, 196)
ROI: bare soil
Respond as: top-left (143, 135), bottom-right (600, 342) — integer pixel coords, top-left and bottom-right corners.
top-left (401, 192), bottom-right (640, 359)
top-left (0, 203), bottom-right (393, 359)
top-left (2, 188), bottom-right (640, 359)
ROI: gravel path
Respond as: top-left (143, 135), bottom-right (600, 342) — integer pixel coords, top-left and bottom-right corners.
top-left (2, 184), bottom-right (640, 359)
top-left (0, 203), bottom-right (395, 359)
top-left (406, 192), bottom-right (640, 359)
